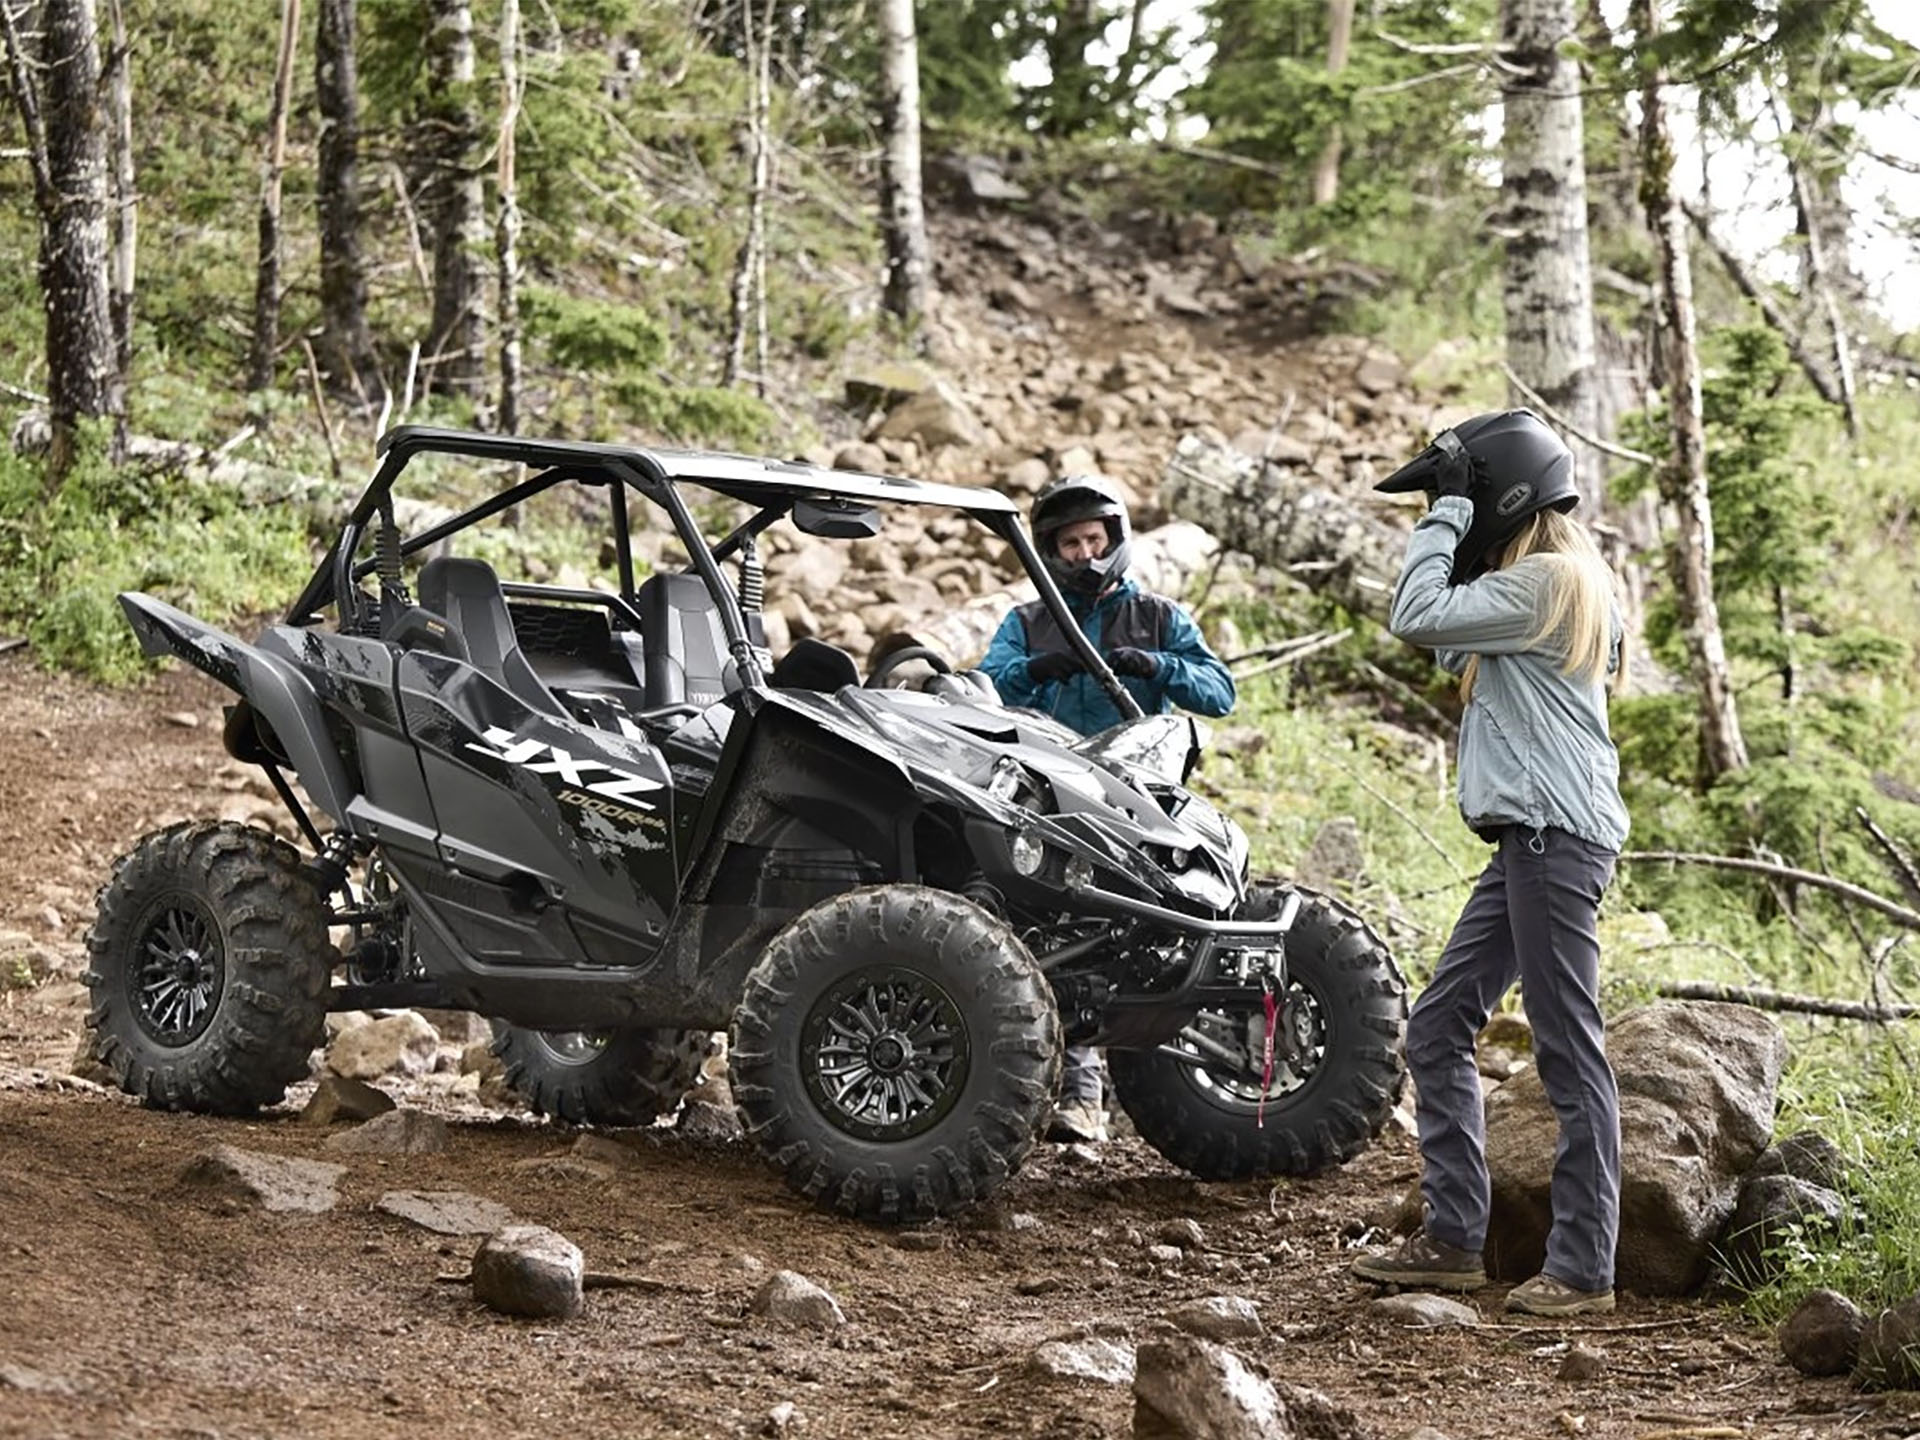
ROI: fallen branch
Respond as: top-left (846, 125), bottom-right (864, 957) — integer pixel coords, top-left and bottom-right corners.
top-left (1682, 200), bottom-right (1845, 409)
top-left (1499, 362), bottom-right (1655, 467)
top-left (1654, 981), bottom-right (1920, 1022)
top-left (1233, 628), bottom-right (1353, 680)
top-left (1856, 806), bottom-right (1920, 906)
top-left (1620, 850), bottom-right (1920, 931)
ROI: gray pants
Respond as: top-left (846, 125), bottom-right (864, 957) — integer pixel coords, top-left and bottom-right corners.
top-left (1407, 825), bottom-right (1620, 1292)
top-left (1060, 1044), bottom-right (1104, 1104)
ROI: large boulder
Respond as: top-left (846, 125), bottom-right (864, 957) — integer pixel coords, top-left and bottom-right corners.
top-left (1482, 1001), bottom-right (1787, 1294)
top-left (871, 382), bottom-right (983, 451)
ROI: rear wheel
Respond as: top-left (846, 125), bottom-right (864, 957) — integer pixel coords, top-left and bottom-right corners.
top-left (86, 822), bottom-right (333, 1114)
top-left (730, 885), bottom-right (1060, 1222)
top-left (490, 1024), bottom-right (710, 1126)
top-left (1110, 885), bottom-right (1405, 1181)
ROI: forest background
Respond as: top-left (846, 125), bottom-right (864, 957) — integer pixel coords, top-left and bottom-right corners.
top-left (2, 0), bottom-right (1918, 1323)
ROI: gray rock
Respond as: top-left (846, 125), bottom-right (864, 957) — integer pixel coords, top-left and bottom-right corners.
top-left (832, 440), bottom-right (890, 473)
top-left (751, 1270), bottom-right (846, 1331)
top-left (1169, 1296), bottom-right (1264, 1341)
top-left (1556, 1343), bottom-right (1606, 1381)
top-left (1158, 1217), bottom-right (1207, 1250)
top-left (1296, 817), bottom-right (1365, 892)
top-left (325, 1011), bottom-right (440, 1080)
top-left (1133, 1335), bottom-right (1288, 1440)
top-left (512, 1156), bottom-right (615, 1184)
top-left (1717, 1173), bottom-right (1846, 1285)
top-left (843, 362), bottom-right (934, 412)
top-left (1749, 1131), bottom-right (1849, 1191)
top-left (375, 1189), bottom-right (514, 1235)
top-left (1275, 1382), bottom-right (1368, 1440)
top-left (0, 1362), bottom-right (78, 1396)
top-left (1147, 1243), bottom-right (1187, 1266)
top-left (1855, 1292), bottom-right (1920, 1389)
top-left (676, 1096), bottom-right (743, 1141)
top-left (180, 1145), bottom-right (345, 1214)
top-left (1483, 1000), bottom-right (1787, 1294)
top-left (872, 382), bottom-right (982, 451)
top-left (1370, 1293), bottom-right (1480, 1328)
top-left (300, 1074), bottom-right (397, 1126)
top-left (1780, 1288), bottom-right (1865, 1377)
top-left (471, 1224), bottom-right (584, 1320)
top-left (325, 1108), bottom-right (449, 1155)
top-left (764, 1400), bottom-right (801, 1437)
top-left (1027, 1338), bottom-right (1135, 1384)
top-left (1479, 1011), bottom-right (1533, 1053)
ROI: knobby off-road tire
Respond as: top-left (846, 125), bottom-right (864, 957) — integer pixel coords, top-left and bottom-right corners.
top-left (1110, 884), bottom-right (1406, 1182)
top-left (86, 822), bottom-right (333, 1114)
top-left (490, 1024), bottom-right (709, 1127)
top-left (730, 885), bottom-right (1061, 1223)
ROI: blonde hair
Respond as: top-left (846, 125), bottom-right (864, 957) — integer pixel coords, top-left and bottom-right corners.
top-left (1460, 509), bottom-right (1619, 700)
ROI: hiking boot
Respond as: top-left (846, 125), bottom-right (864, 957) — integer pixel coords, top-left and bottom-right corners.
top-left (1045, 1099), bottom-right (1108, 1144)
top-left (1504, 1273), bottom-right (1616, 1317)
top-left (1349, 1231), bottom-right (1487, 1291)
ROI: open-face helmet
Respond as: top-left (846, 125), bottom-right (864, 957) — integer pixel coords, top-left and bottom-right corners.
top-left (1032, 474), bottom-right (1131, 600)
top-left (1375, 408), bottom-right (1578, 582)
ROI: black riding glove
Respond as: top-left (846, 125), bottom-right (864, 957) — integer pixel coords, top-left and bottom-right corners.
top-left (1106, 646), bottom-right (1160, 679)
top-left (1027, 651), bottom-right (1084, 684)
top-left (1434, 440), bottom-right (1478, 499)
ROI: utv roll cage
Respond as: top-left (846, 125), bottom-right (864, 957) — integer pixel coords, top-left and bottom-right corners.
top-left (285, 425), bottom-right (1145, 722)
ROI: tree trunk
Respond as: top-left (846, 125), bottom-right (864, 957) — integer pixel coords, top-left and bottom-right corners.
top-left (495, 0), bottom-right (522, 432)
top-left (422, 0), bottom-right (486, 397)
top-left (1311, 0), bottom-right (1354, 207)
top-left (1635, 0), bottom-right (1747, 782)
top-left (1161, 434), bottom-right (1403, 625)
top-left (725, 0), bottom-right (772, 393)
top-left (2, 0), bottom-right (118, 482)
top-left (1779, 100), bottom-right (1859, 439)
top-left (248, 0), bottom-right (302, 396)
top-left (103, 0), bottom-right (133, 454)
top-left (1499, 0), bottom-right (1603, 506)
top-left (315, 0), bottom-right (380, 403)
top-left (876, 0), bottom-right (930, 328)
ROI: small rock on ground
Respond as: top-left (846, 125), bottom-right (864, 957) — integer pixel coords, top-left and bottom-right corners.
top-left (751, 1270), bottom-right (846, 1331)
top-left (1556, 1343), bottom-right (1606, 1381)
top-left (1027, 1337), bottom-right (1135, 1385)
top-left (1780, 1288), bottom-right (1865, 1377)
top-left (178, 1145), bottom-right (345, 1214)
top-left (301, 1075), bottom-right (396, 1126)
top-left (1133, 1335), bottom-right (1287, 1440)
top-left (471, 1223), bottom-right (584, 1319)
top-left (1168, 1295), bottom-right (1264, 1341)
top-left (324, 1107), bottom-right (448, 1155)
top-left (1370, 1293), bottom-right (1480, 1327)
top-left (375, 1189), bottom-right (514, 1236)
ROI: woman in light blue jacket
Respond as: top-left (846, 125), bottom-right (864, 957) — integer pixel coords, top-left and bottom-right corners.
top-left (1349, 410), bottom-right (1628, 1318)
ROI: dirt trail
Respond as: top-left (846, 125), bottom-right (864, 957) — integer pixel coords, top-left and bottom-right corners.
top-left (1, 225), bottom-right (1909, 1439)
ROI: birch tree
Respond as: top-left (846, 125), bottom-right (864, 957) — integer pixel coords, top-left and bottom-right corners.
top-left (1499, 0), bottom-right (1602, 505)
top-left (725, 0), bottom-right (773, 393)
top-left (1635, 0), bottom-right (1747, 781)
top-left (876, 0), bottom-right (930, 328)
top-left (423, 0), bottom-right (486, 396)
top-left (495, 0), bottom-right (523, 431)
top-left (315, 0), bottom-right (380, 401)
top-left (247, 0), bottom-right (302, 395)
top-left (1311, 0), bottom-right (1354, 206)
top-left (2, 0), bottom-right (119, 480)
top-left (103, 0), bottom-right (133, 436)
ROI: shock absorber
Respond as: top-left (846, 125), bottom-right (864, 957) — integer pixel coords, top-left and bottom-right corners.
top-left (738, 533), bottom-right (764, 616)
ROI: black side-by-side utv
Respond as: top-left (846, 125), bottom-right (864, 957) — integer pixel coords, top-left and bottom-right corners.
top-left (89, 425), bottom-right (1406, 1221)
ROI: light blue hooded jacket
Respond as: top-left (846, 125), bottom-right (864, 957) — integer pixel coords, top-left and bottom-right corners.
top-left (1389, 496), bottom-right (1629, 852)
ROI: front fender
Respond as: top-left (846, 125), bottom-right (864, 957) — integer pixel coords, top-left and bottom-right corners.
top-left (120, 593), bottom-right (356, 825)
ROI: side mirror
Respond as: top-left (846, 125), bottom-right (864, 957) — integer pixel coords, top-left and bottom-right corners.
top-left (794, 497), bottom-right (883, 539)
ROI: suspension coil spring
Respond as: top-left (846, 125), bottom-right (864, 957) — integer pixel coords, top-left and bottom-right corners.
top-left (738, 535), bottom-right (764, 613)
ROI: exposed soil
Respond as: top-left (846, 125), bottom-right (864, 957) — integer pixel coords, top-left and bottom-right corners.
top-left (3, 653), bottom-right (1912, 1440)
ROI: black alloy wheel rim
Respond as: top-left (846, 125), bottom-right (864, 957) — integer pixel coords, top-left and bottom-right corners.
top-left (1180, 978), bottom-right (1329, 1109)
top-left (800, 966), bottom-right (971, 1142)
top-left (130, 897), bottom-right (225, 1047)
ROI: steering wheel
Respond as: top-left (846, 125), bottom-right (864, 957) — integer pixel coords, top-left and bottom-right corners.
top-left (865, 644), bottom-right (955, 688)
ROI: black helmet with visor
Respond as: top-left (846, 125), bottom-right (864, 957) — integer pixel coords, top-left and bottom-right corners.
top-left (1031, 474), bottom-right (1132, 600)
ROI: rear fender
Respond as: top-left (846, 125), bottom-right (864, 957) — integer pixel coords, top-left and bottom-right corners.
top-left (119, 593), bottom-right (357, 826)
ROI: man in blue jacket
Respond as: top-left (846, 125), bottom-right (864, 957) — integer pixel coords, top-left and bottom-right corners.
top-left (981, 474), bottom-right (1236, 1143)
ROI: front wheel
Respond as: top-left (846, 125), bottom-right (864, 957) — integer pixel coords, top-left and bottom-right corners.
top-left (730, 885), bottom-right (1061, 1223)
top-left (86, 822), bottom-right (334, 1114)
top-left (490, 1024), bottom-right (710, 1127)
top-left (1110, 885), bottom-right (1406, 1181)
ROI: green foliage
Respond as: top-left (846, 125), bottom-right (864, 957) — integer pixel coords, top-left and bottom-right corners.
top-left (1187, 0), bottom-right (1499, 221)
top-left (1739, 1041), bottom-right (1920, 1322)
top-left (0, 427), bottom-right (313, 681)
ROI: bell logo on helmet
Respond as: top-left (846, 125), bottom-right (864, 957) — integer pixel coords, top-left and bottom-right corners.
top-left (1495, 482), bottom-right (1535, 517)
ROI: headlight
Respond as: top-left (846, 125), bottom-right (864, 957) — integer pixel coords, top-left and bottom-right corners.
top-left (1169, 847), bottom-right (1190, 870)
top-left (1009, 826), bottom-right (1046, 876)
top-left (987, 757), bottom-right (1026, 805)
top-left (1063, 855), bottom-right (1093, 890)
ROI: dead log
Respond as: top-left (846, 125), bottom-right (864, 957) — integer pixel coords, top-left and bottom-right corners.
top-left (1621, 850), bottom-right (1920, 931)
top-left (1160, 433), bottom-right (1404, 625)
top-left (1655, 981), bottom-right (1920, 1023)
